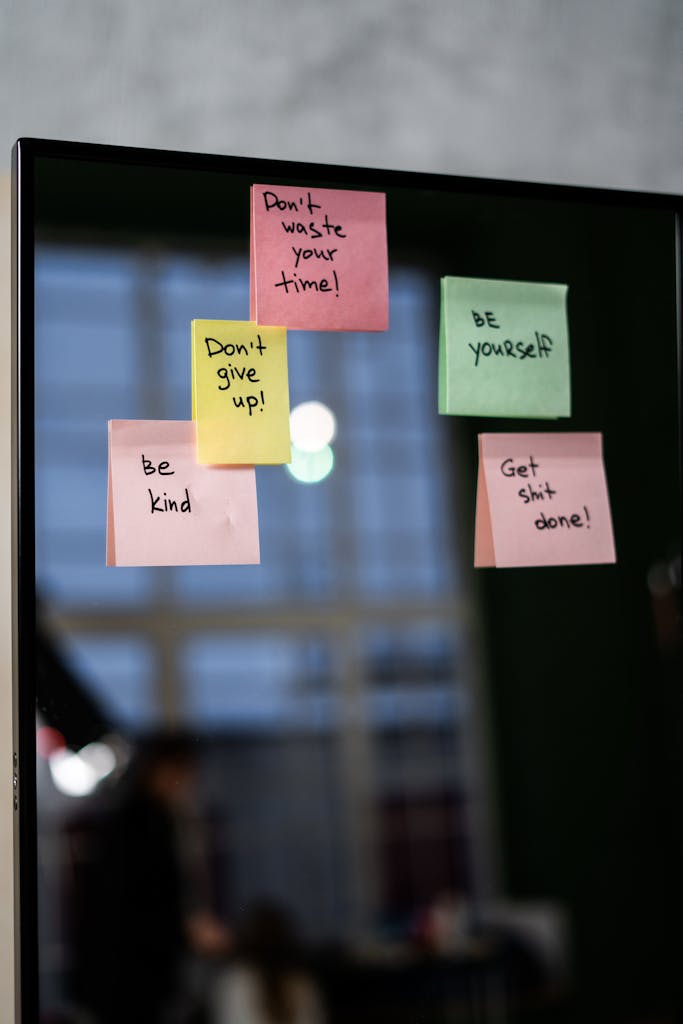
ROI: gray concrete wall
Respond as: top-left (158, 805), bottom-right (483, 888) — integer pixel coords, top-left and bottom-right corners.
top-left (1, 0), bottom-right (682, 191)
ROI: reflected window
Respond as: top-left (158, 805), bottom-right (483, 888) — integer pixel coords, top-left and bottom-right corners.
top-left (57, 634), bottom-right (157, 730)
top-left (34, 239), bottom-right (482, 993)
top-left (183, 634), bottom-right (337, 731)
top-left (35, 247), bottom-right (458, 613)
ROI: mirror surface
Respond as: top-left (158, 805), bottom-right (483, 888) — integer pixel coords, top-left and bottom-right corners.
top-left (19, 145), bottom-right (683, 1024)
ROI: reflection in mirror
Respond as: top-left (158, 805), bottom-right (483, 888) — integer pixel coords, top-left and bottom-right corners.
top-left (35, 244), bottom-right (541, 1023)
top-left (19, 143), bottom-right (683, 1024)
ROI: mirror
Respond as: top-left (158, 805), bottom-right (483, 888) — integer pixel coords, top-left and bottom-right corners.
top-left (14, 140), bottom-right (682, 1023)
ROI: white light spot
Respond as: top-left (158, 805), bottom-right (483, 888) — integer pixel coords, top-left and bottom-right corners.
top-left (79, 741), bottom-right (117, 780)
top-left (48, 741), bottom-right (117, 797)
top-left (290, 402), bottom-right (336, 453)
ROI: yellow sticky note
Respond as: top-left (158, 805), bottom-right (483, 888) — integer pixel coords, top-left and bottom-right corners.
top-left (192, 319), bottom-right (291, 465)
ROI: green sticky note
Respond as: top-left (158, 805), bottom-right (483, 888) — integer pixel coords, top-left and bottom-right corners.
top-left (438, 276), bottom-right (571, 418)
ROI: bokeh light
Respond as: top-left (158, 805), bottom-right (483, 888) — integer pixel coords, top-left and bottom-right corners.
top-left (286, 444), bottom-right (335, 484)
top-left (48, 740), bottom-right (117, 797)
top-left (289, 401), bottom-right (336, 453)
top-left (36, 725), bottom-right (66, 759)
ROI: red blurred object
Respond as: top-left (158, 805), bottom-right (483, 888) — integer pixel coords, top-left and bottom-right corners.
top-left (36, 726), bottom-right (66, 759)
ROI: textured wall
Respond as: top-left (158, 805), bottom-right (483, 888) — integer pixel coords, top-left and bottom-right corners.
top-left (1, 0), bottom-right (682, 191)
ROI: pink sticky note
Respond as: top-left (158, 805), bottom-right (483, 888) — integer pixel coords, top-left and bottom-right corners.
top-left (475, 432), bottom-right (616, 568)
top-left (106, 420), bottom-right (260, 567)
top-left (250, 184), bottom-right (388, 331)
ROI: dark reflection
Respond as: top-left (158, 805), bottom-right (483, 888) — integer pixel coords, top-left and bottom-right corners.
top-left (29, 170), bottom-right (683, 1024)
top-left (66, 734), bottom-right (230, 1024)
top-left (211, 902), bottom-right (325, 1024)
top-left (34, 606), bottom-right (574, 1024)
top-left (40, 709), bottom-right (571, 1024)
top-left (36, 613), bottom-right (110, 750)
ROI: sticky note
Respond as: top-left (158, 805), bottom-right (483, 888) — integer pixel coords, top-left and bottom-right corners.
top-left (250, 184), bottom-right (388, 331)
top-left (474, 432), bottom-right (615, 568)
top-left (439, 276), bottom-right (571, 418)
top-left (192, 320), bottom-right (290, 465)
top-left (106, 420), bottom-right (260, 566)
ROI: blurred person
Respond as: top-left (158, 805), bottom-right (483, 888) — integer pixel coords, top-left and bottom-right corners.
top-left (68, 733), bottom-right (230, 1024)
top-left (211, 902), bottom-right (325, 1024)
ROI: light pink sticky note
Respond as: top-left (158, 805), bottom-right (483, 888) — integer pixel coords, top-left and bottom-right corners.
top-left (250, 184), bottom-right (388, 331)
top-left (475, 432), bottom-right (616, 568)
top-left (106, 420), bottom-right (260, 567)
